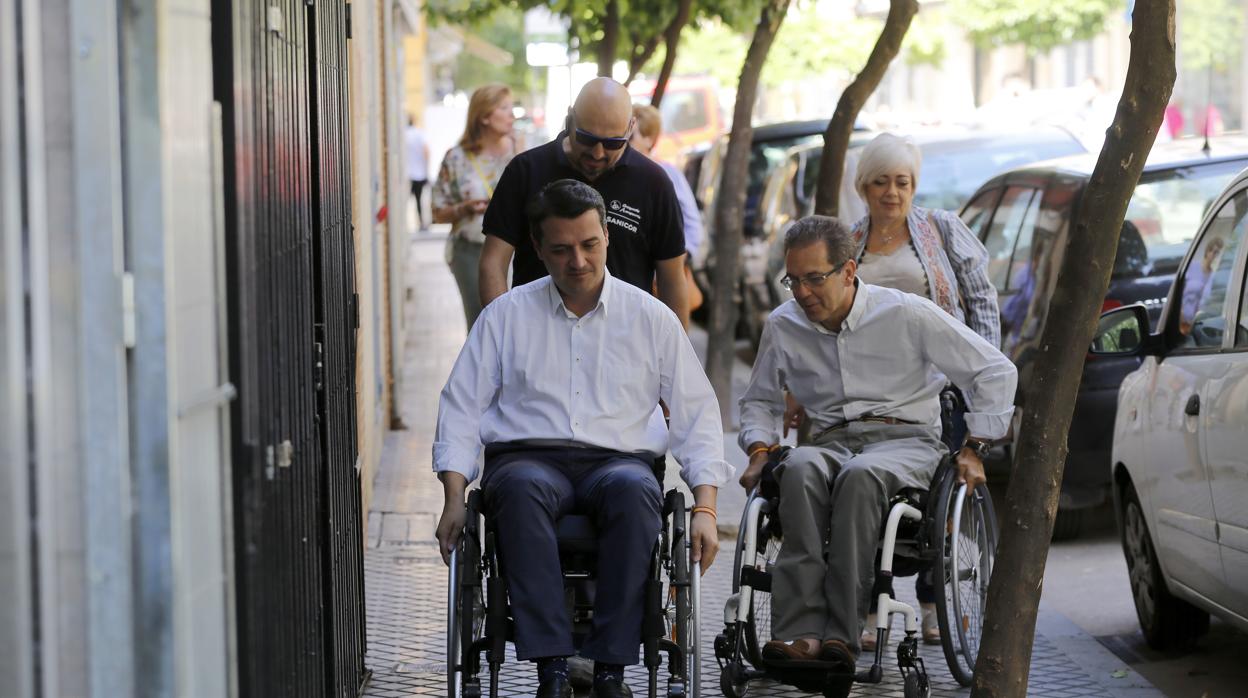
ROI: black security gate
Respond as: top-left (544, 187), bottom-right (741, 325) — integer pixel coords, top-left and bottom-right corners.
top-left (211, 1), bottom-right (365, 696)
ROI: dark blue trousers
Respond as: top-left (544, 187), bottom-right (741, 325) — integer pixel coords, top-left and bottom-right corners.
top-left (481, 445), bottom-right (663, 665)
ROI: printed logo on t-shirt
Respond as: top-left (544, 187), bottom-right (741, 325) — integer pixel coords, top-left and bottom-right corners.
top-left (606, 199), bottom-right (642, 235)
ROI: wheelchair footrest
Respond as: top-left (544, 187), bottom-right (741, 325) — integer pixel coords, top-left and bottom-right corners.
top-left (739, 566), bottom-right (771, 593)
top-left (760, 663), bottom-right (854, 697)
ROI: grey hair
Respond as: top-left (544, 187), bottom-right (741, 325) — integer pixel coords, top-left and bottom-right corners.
top-left (853, 132), bottom-right (922, 202)
top-left (783, 215), bottom-right (855, 267)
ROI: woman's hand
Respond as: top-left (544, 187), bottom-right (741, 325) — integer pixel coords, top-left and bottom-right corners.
top-left (461, 198), bottom-right (490, 217)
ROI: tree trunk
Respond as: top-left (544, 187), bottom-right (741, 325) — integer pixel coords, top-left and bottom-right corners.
top-left (651, 0), bottom-right (694, 108)
top-left (598, 0), bottom-right (621, 78)
top-left (971, 2), bottom-right (1176, 696)
top-left (625, 34), bottom-right (662, 86)
top-left (812, 0), bottom-right (918, 217)
top-left (705, 0), bottom-right (791, 426)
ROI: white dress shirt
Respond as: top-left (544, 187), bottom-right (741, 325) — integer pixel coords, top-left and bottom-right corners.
top-left (434, 273), bottom-right (733, 489)
top-left (739, 282), bottom-right (1017, 451)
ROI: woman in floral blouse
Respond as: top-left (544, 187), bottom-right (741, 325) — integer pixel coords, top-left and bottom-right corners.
top-left (432, 83), bottom-right (517, 328)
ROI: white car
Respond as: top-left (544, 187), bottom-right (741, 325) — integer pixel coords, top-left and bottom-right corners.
top-left (1092, 167), bottom-right (1248, 649)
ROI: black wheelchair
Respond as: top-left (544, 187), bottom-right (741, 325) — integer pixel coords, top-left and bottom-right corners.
top-left (713, 392), bottom-right (999, 698)
top-left (446, 452), bottom-right (702, 698)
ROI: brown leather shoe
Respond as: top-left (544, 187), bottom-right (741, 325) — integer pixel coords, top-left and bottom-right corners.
top-left (761, 639), bottom-right (821, 663)
top-left (819, 638), bottom-right (858, 670)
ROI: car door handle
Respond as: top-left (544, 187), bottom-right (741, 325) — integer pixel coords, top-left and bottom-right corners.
top-left (1185, 394), bottom-right (1200, 416)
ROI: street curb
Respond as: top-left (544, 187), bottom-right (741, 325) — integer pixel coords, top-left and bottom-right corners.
top-left (1036, 603), bottom-right (1163, 697)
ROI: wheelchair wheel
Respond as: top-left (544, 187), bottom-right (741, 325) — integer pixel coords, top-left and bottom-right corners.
top-left (662, 493), bottom-right (700, 697)
top-left (932, 478), bottom-right (997, 687)
top-left (730, 496), bottom-right (781, 669)
top-left (448, 504), bottom-right (487, 698)
top-left (745, 536), bottom-right (780, 666)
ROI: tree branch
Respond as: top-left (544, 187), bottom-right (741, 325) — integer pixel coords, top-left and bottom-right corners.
top-left (706, 0), bottom-right (792, 426)
top-left (651, 0), bottom-right (695, 107)
top-left (812, 0), bottom-right (918, 218)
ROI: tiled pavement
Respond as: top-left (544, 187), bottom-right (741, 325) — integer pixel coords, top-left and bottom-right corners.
top-left (362, 235), bottom-right (1161, 697)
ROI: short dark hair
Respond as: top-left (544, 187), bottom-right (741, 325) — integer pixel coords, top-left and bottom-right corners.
top-left (783, 215), bottom-right (855, 267)
top-left (526, 179), bottom-right (607, 243)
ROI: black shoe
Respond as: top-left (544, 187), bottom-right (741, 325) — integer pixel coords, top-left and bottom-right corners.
top-left (590, 677), bottom-right (633, 698)
top-left (535, 675), bottom-right (572, 698)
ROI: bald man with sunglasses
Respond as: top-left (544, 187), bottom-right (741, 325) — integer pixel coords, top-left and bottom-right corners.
top-left (478, 78), bottom-right (691, 327)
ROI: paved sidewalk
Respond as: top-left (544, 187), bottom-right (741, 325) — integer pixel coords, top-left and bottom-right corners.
top-left (361, 236), bottom-right (1161, 697)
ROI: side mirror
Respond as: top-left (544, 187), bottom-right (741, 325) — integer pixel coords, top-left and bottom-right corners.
top-left (1090, 304), bottom-right (1151, 356)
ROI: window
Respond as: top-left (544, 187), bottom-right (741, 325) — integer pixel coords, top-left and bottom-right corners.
top-left (981, 187), bottom-right (1040, 291)
top-left (1121, 160), bottom-right (1245, 277)
top-left (659, 90), bottom-right (709, 135)
top-left (1177, 190), bottom-right (1248, 349)
top-left (960, 188), bottom-right (1003, 240)
top-left (1238, 262), bottom-right (1248, 348)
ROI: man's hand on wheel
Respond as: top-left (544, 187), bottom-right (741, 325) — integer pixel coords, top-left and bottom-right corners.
top-left (955, 447), bottom-right (987, 493)
top-left (689, 511), bottom-right (719, 575)
top-left (739, 449), bottom-right (770, 492)
top-left (435, 498), bottom-right (466, 566)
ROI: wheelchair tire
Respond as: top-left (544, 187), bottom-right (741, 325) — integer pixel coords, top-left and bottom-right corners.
top-left (932, 478), bottom-right (997, 687)
top-left (448, 503), bottom-right (487, 698)
top-left (729, 494), bottom-right (781, 669)
top-left (902, 671), bottom-right (930, 698)
top-left (663, 492), bottom-right (700, 697)
top-left (718, 663), bottom-right (746, 698)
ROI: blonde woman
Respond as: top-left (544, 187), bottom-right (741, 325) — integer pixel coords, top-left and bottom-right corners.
top-left (432, 84), bottom-right (517, 328)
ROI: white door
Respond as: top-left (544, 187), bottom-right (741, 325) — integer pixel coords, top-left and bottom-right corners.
top-left (1202, 192), bottom-right (1248, 618)
top-left (1145, 188), bottom-right (1248, 599)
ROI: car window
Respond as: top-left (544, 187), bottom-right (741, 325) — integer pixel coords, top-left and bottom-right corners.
top-left (960, 188), bottom-right (1003, 240)
top-left (999, 185), bottom-right (1070, 345)
top-left (1176, 189), bottom-right (1248, 350)
top-left (1121, 161), bottom-right (1246, 278)
top-left (658, 90), bottom-right (709, 134)
top-left (1238, 260), bottom-right (1248, 348)
top-left (982, 187), bottom-right (1040, 291)
top-left (916, 134), bottom-right (1083, 211)
top-left (1007, 194), bottom-right (1042, 291)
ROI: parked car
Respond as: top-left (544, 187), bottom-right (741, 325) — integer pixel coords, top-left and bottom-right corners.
top-left (964, 136), bottom-right (1248, 538)
top-left (749, 127), bottom-right (1087, 346)
top-left (1090, 165), bottom-right (1248, 647)
top-left (628, 76), bottom-right (723, 167)
top-left (693, 118), bottom-right (873, 326)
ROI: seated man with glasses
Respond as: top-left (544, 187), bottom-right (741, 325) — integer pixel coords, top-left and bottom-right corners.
top-left (478, 77), bottom-right (693, 328)
top-left (736, 215), bottom-right (1017, 670)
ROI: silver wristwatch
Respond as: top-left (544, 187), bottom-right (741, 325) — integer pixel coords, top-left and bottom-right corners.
top-left (963, 437), bottom-right (991, 459)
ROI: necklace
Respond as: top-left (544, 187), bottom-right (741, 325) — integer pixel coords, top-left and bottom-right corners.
top-left (874, 226), bottom-right (905, 247)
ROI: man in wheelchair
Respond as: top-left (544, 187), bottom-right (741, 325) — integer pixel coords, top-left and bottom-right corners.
top-left (433, 179), bottom-right (733, 698)
top-left (736, 215), bottom-right (1016, 672)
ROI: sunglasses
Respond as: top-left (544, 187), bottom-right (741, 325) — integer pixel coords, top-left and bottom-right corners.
top-left (573, 127), bottom-right (630, 151)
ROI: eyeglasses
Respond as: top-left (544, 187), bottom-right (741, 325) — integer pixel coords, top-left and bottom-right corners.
top-left (780, 264), bottom-right (845, 291)
top-left (573, 127), bottom-right (631, 151)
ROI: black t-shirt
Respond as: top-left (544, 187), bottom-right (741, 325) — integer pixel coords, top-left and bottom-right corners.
top-left (482, 134), bottom-right (686, 290)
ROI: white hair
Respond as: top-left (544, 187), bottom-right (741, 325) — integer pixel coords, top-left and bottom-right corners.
top-left (853, 133), bottom-right (922, 202)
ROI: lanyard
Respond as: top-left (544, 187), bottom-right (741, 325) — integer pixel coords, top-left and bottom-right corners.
top-left (466, 151), bottom-right (495, 199)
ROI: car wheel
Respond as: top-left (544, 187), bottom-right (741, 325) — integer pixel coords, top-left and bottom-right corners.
top-left (1051, 507), bottom-right (1084, 541)
top-left (1121, 484), bottom-right (1209, 650)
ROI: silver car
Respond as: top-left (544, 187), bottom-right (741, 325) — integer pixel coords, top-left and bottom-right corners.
top-left (1092, 166), bottom-right (1248, 648)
